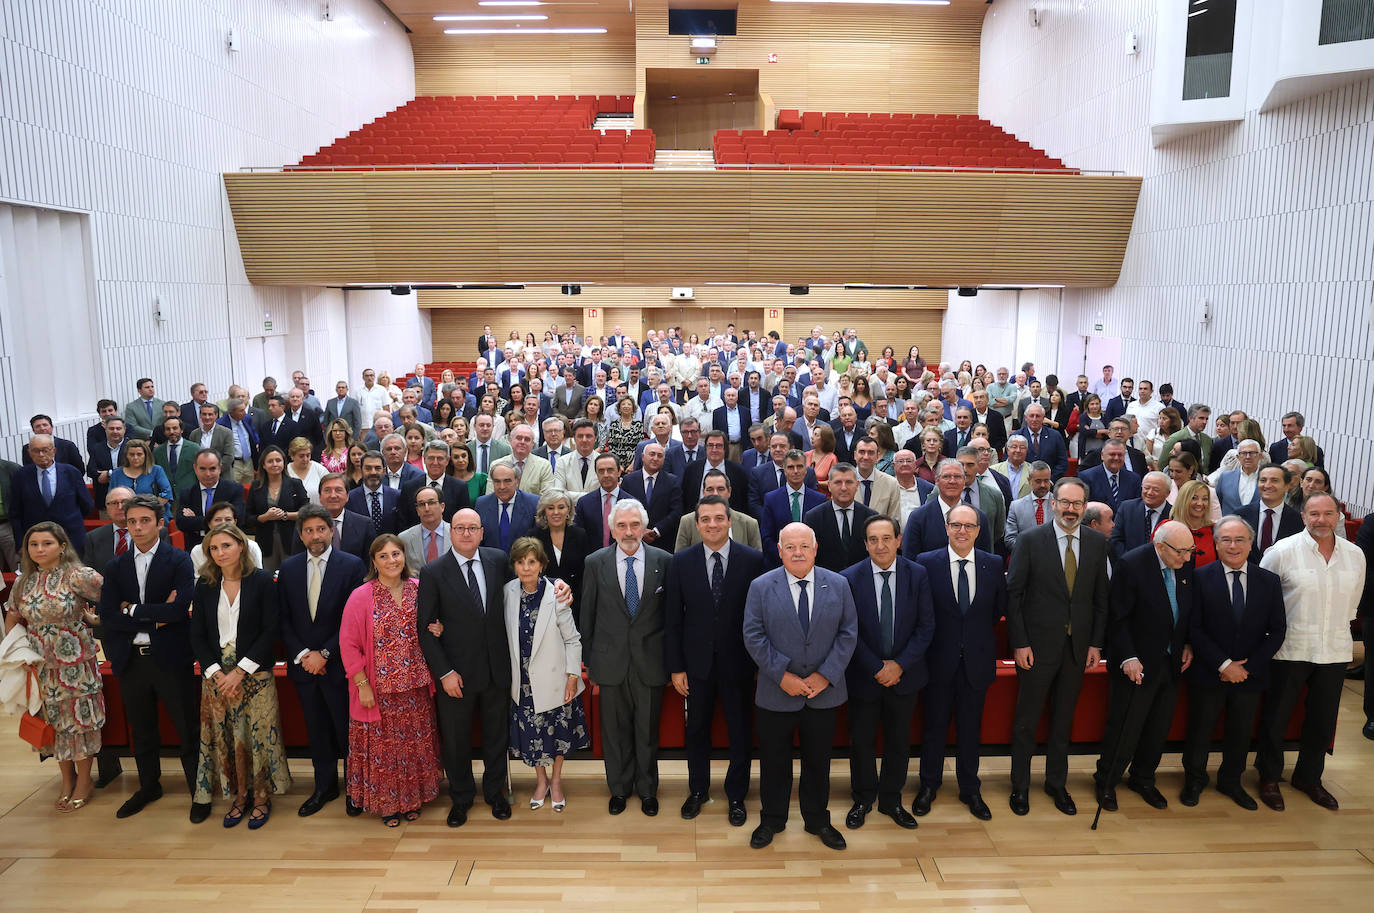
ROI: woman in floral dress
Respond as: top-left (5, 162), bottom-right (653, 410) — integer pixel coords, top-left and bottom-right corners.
top-left (2, 522), bottom-right (105, 812)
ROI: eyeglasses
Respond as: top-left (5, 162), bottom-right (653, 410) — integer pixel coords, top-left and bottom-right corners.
top-left (452, 525), bottom-right (481, 534)
top-left (1215, 537), bottom-right (1251, 547)
top-left (946, 522), bottom-right (979, 531)
top-left (1160, 541), bottom-right (1197, 556)
top-left (1055, 498), bottom-right (1085, 509)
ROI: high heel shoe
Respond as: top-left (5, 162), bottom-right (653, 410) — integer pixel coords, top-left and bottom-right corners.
top-left (551, 785), bottom-right (566, 812)
top-left (530, 786), bottom-right (549, 810)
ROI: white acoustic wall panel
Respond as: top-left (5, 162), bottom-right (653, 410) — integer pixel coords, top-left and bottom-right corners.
top-left (979, 0), bottom-right (1374, 514)
top-left (0, 0), bottom-right (413, 459)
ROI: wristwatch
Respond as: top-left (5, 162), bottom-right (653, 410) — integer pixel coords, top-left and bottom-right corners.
top-left (319, 648), bottom-right (331, 660)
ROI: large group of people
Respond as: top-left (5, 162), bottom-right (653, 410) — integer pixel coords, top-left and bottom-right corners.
top-left (0, 322), bottom-right (1369, 852)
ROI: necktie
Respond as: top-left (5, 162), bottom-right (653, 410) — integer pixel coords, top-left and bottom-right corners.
top-left (548, 449), bottom-right (557, 472)
top-left (203, 488), bottom-right (213, 514)
top-left (480, 443), bottom-right (489, 474)
top-left (465, 559), bottom-right (483, 611)
top-left (1231, 569), bottom-right (1246, 625)
top-left (430, 479), bottom-right (441, 494)
top-left (272, 418), bottom-right (279, 436)
top-left (1035, 498), bottom-right (1045, 525)
top-left (1109, 473), bottom-right (1119, 502)
top-left (307, 557), bottom-right (322, 620)
top-left (499, 501), bottom-right (511, 550)
top-left (862, 479), bottom-right (873, 505)
top-left (711, 551), bottom-right (724, 606)
top-left (791, 490), bottom-right (802, 522)
top-left (40, 468), bottom-right (53, 505)
top-left (580, 456), bottom-right (590, 484)
top-left (962, 487), bottom-right (973, 505)
top-left (686, 448), bottom-right (696, 464)
top-left (1144, 507), bottom-right (1155, 537)
top-left (796, 580), bottom-right (810, 637)
top-left (144, 400), bottom-right (152, 422)
top-left (115, 528), bottom-right (129, 555)
top-left (169, 443), bottom-right (178, 468)
top-left (1063, 534), bottom-right (1077, 595)
top-left (1033, 432), bottom-right (1040, 450)
top-left (957, 558), bottom-right (971, 614)
top-left (777, 466), bottom-right (784, 487)
top-left (839, 507), bottom-right (851, 549)
top-left (878, 570), bottom-right (894, 657)
top-left (1162, 565), bottom-right (1178, 626)
top-left (370, 490), bottom-right (382, 532)
top-left (1260, 508), bottom-right (1274, 551)
top-left (332, 517), bottom-right (342, 550)
top-left (601, 492), bottom-right (613, 547)
top-left (425, 528), bottom-right (440, 562)
top-left (624, 556), bottom-right (639, 617)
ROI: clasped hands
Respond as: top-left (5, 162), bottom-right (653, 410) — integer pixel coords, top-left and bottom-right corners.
top-left (780, 671), bottom-right (830, 698)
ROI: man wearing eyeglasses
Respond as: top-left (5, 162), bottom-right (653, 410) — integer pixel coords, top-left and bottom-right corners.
top-left (1092, 520), bottom-right (1196, 813)
top-left (1006, 477), bottom-right (1110, 817)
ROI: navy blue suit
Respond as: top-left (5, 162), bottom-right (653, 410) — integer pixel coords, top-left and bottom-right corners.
top-left (901, 499), bottom-right (993, 558)
top-left (1009, 428), bottom-right (1068, 478)
top-left (620, 470), bottom-right (683, 547)
top-left (759, 485), bottom-right (826, 564)
top-left (915, 547), bottom-right (1006, 796)
top-left (575, 487), bottom-right (627, 550)
top-left (1077, 464), bottom-right (1142, 511)
top-left (1237, 499), bottom-right (1303, 562)
top-left (21, 436), bottom-right (84, 473)
top-left (348, 484), bottom-right (402, 536)
top-left (748, 461), bottom-right (818, 518)
top-left (1109, 497), bottom-right (1170, 561)
top-left (10, 463), bottom-right (95, 550)
top-left (475, 490), bottom-right (538, 550)
top-left (175, 481), bottom-right (246, 549)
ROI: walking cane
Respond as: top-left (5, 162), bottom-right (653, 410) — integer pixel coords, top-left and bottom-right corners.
top-left (1091, 681), bottom-right (1140, 831)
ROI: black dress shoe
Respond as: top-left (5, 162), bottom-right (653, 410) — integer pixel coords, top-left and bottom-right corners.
top-left (94, 766), bottom-right (123, 789)
top-left (1009, 790), bottom-right (1030, 816)
top-left (115, 785), bottom-right (163, 819)
top-left (1258, 781), bottom-right (1284, 811)
top-left (961, 792), bottom-right (992, 820)
top-left (1179, 783), bottom-right (1203, 807)
top-left (727, 800), bottom-right (747, 827)
top-left (608, 795), bottom-right (628, 815)
top-left (750, 824), bottom-right (776, 849)
top-left (1094, 780), bottom-right (1118, 812)
top-left (346, 796), bottom-right (363, 817)
top-left (912, 785), bottom-right (936, 817)
top-left (1127, 781), bottom-right (1168, 809)
top-left (1044, 785), bottom-right (1077, 816)
top-left (878, 804), bottom-right (919, 830)
top-left (1363, 720), bottom-right (1374, 741)
top-left (189, 802), bottom-right (212, 824)
top-left (1217, 784), bottom-right (1258, 811)
top-left (844, 802), bottom-right (870, 830)
top-left (681, 792), bottom-right (706, 820)
top-left (491, 798), bottom-right (512, 820)
top-left (298, 789), bottom-right (339, 817)
top-left (804, 823), bottom-right (847, 850)
top-left (446, 805), bottom-right (468, 828)
top-left (1290, 778), bottom-right (1339, 810)
top-left (641, 796), bottom-right (659, 817)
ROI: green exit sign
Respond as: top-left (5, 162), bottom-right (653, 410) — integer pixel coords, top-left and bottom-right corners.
top-left (696, 56), bottom-right (710, 65)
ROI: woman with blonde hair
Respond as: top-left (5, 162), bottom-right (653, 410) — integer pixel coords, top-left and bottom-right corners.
top-left (320, 418), bottom-right (353, 474)
top-left (1172, 480), bottom-right (1216, 568)
top-left (285, 436), bottom-right (329, 505)
top-left (376, 371), bottom-right (404, 411)
top-left (808, 423), bottom-right (839, 493)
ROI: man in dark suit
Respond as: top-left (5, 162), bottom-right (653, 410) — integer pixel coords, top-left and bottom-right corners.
top-left (1104, 377), bottom-right (1135, 421)
top-left (1009, 404), bottom-right (1067, 478)
top-left (1006, 477), bottom-right (1110, 816)
top-left (347, 453), bottom-right (402, 536)
top-left (85, 400), bottom-right (120, 455)
top-left (749, 432), bottom-right (818, 518)
top-left (841, 515), bottom-right (934, 831)
top-left (619, 443), bottom-right (683, 549)
top-left (285, 388), bottom-right (325, 457)
top-left (318, 473), bottom-right (374, 560)
top-left (575, 453), bottom-right (629, 549)
top-left (581, 498), bottom-right (673, 816)
top-left (913, 505), bottom-right (1007, 820)
top-left (1093, 522), bottom-right (1196, 813)
top-left (1077, 441), bottom-right (1142, 511)
top-left (1180, 516), bottom-right (1287, 809)
top-left (1109, 472), bottom-right (1172, 560)
top-left (85, 415), bottom-right (130, 507)
top-left (804, 463), bottom-right (876, 572)
top-left (177, 382), bottom-right (211, 433)
top-left (1207, 411), bottom-right (1236, 473)
top-left (322, 381), bottom-right (363, 437)
top-left (173, 450), bottom-right (245, 550)
top-left (968, 390), bottom-right (1007, 454)
top-left (711, 386), bottom-right (751, 462)
top-left (1267, 410), bottom-right (1325, 468)
top-left (760, 450), bottom-right (826, 562)
top-left (23, 415), bottom-right (84, 472)
top-left (743, 522), bottom-right (857, 851)
top-left (417, 508), bottom-right (513, 827)
top-left (553, 366), bottom-right (586, 422)
top-left (680, 431), bottom-right (749, 514)
top-left (398, 441), bottom-right (470, 529)
top-left (406, 363), bottom-right (437, 410)
top-left (1237, 465), bottom-right (1303, 561)
top-left (901, 459), bottom-right (993, 557)
top-left (830, 405), bottom-right (863, 464)
top-left (97, 494), bottom-right (198, 819)
top-left (153, 417), bottom-right (200, 499)
top-left (1079, 418), bottom-right (1148, 475)
top-left (941, 407), bottom-right (977, 458)
top-left (279, 505), bottom-right (367, 816)
top-left (664, 496), bottom-right (766, 826)
top-left (475, 463), bottom-right (538, 551)
top-left (256, 395), bottom-right (299, 453)
top-left (12, 435), bottom-right (95, 551)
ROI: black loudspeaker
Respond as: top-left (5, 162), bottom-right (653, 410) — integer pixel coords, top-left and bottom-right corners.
top-left (390, 285), bottom-right (411, 295)
top-left (957, 287), bottom-right (978, 297)
top-left (789, 285), bottom-right (809, 295)
top-left (561, 284), bottom-right (582, 295)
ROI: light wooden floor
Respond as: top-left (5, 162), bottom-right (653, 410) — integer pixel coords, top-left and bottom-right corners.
top-left (2, 679), bottom-right (1371, 912)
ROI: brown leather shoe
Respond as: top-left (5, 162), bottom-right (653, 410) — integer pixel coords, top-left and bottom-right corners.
top-left (1290, 778), bottom-right (1339, 810)
top-left (1257, 781), bottom-right (1284, 811)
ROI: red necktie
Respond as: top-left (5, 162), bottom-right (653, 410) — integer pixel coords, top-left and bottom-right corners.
top-left (425, 528), bottom-right (440, 562)
top-left (1260, 508), bottom-right (1274, 552)
top-left (115, 528), bottom-right (129, 555)
top-left (1034, 499), bottom-right (1044, 525)
top-left (602, 492), bottom-right (614, 547)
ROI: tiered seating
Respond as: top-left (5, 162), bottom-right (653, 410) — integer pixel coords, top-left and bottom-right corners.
top-left (293, 95), bottom-right (654, 169)
top-left (713, 111), bottom-right (1070, 170)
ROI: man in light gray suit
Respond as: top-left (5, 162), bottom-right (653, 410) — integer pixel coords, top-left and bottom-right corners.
top-left (1003, 462), bottom-right (1053, 551)
top-left (674, 470), bottom-right (762, 551)
top-left (323, 381), bottom-right (363, 437)
top-left (122, 377), bottom-right (166, 440)
top-left (580, 498), bottom-right (673, 817)
top-left (743, 522), bottom-right (858, 851)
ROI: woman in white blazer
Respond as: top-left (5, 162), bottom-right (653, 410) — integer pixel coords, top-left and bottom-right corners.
top-left (504, 538), bottom-right (589, 812)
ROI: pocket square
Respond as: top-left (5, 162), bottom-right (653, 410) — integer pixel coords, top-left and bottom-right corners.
top-left (654, 585), bottom-right (665, 595)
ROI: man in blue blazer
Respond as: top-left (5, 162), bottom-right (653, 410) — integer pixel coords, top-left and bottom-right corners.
top-left (901, 459), bottom-right (993, 557)
top-left (1076, 441), bottom-right (1142, 511)
top-left (97, 495), bottom-right (198, 819)
top-left (1009, 404), bottom-right (1068, 478)
top-left (664, 496), bottom-right (767, 826)
top-left (619, 446), bottom-right (683, 549)
top-left (913, 505), bottom-right (1007, 820)
top-left (1237, 465), bottom-right (1304, 562)
top-left (1214, 441), bottom-right (1263, 515)
top-left (11, 435), bottom-right (95, 551)
top-left (743, 522), bottom-right (858, 851)
top-left (739, 425), bottom-right (770, 473)
top-left (633, 413), bottom-right (687, 476)
top-left (348, 453), bottom-right (402, 536)
top-left (841, 515), bottom-right (934, 831)
top-left (575, 454), bottom-right (629, 549)
top-left (279, 505), bottom-right (367, 817)
top-left (1109, 472), bottom-right (1172, 560)
top-left (1180, 517), bottom-right (1287, 810)
top-left (406, 363), bottom-right (437, 410)
top-left (475, 462), bottom-right (537, 550)
top-left (759, 450), bottom-right (825, 563)
top-left (23, 415), bottom-right (84, 472)
top-left (174, 450), bottom-right (246, 549)
top-left (748, 434), bottom-right (818, 518)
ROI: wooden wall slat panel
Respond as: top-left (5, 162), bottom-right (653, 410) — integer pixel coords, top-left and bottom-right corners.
top-left (412, 33), bottom-right (638, 97)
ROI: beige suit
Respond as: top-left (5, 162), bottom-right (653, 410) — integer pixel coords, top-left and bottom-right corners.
top-left (503, 579), bottom-right (584, 714)
top-left (990, 460), bottom-right (1033, 499)
top-left (550, 448), bottom-right (602, 495)
top-left (855, 469), bottom-right (902, 524)
top-left (488, 453), bottom-right (553, 496)
top-left (674, 509), bottom-right (763, 552)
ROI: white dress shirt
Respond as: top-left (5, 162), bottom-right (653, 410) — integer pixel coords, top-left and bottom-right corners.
top-left (130, 539), bottom-right (159, 646)
top-left (1260, 530), bottom-right (1365, 664)
top-left (615, 542), bottom-right (647, 600)
top-left (1053, 521), bottom-right (1079, 569)
top-left (1215, 561), bottom-right (1247, 671)
top-left (785, 568), bottom-right (817, 616)
top-left (1236, 469), bottom-right (1258, 506)
top-left (203, 584), bottom-right (262, 678)
top-left (452, 548), bottom-right (487, 606)
top-left (704, 539), bottom-right (730, 589)
top-left (946, 546), bottom-right (977, 601)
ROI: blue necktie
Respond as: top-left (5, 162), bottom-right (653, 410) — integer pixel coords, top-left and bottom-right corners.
top-left (1162, 566), bottom-right (1179, 627)
top-left (370, 490), bottom-right (383, 532)
top-left (796, 579), bottom-right (810, 637)
top-left (957, 558), bottom-right (971, 614)
top-left (1109, 472), bottom-right (1119, 502)
top-left (645, 475), bottom-right (655, 503)
top-left (40, 468), bottom-right (53, 505)
top-left (499, 501), bottom-right (511, 550)
top-left (203, 488), bottom-right (213, 514)
top-left (144, 400), bottom-right (153, 422)
top-left (624, 556), bottom-right (639, 617)
top-left (878, 570), bottom-right (894, 657)
top-left (1231, 570), bottom-right (1245, 625)
top-left (862, 479), bottom-right (873, 505)
top-left (711, 551), bottom-right (724, 607)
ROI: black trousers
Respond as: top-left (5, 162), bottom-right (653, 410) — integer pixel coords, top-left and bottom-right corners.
top-left (295, 674), bottom-right (350, 793)
top-left (1010, 636), bottom-right (1085, 791)
top-left (684, 671), bottom-right (754, 801)
top-left (920, 666), bottom-right (990, 797)
top-left (848, 688), bottom-right (919, 808)
top-left (757, 704), bottom-right (837, 831)
top-left (436, 682), bottom-right (510, 808)
top-left (1364, 638), bottom-right (1372, 724)
top-left (599, 667), bottom-right (663, 798)
top-left (1093, 663), bottom-right (1178, 787)
top-left (118, 651), bottom-right (199, 793)
top-left (1255, 659), bottom-right (1345, 784)
top-left (1182, 685), bottom-right (1261, 790)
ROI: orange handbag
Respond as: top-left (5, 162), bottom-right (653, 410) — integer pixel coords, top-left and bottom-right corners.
top-left (18, 668), bottom-right (54, 749)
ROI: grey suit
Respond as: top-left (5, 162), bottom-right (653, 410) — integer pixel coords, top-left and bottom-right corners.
top-left (674, 510), bottom-right (762, 552)
top-left (323, 396), bottom-right (363, 437)
top-left (553, 384), bottom-right (586, 421)
top-left (188, 424), bottom-right (235, 471)
top-left (1004, 492), bottom-right (1052, 551)
top-left (581, 543), bottom-right (672, 799)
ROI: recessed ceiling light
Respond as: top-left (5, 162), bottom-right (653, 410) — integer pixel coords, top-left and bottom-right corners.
top-left (769, 0), bottom-right (950, 5)
top-left (477, 1), bottom-right (545, 5)
top-left (434, 14), bottom-right (549, 20)
top-left (444, 27), bottom-right (609, 34)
